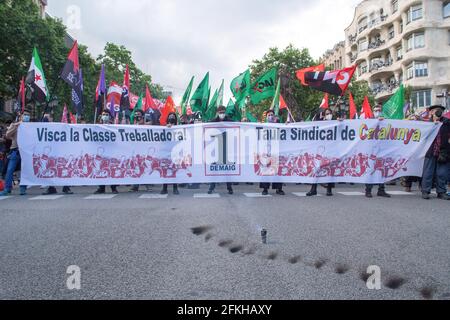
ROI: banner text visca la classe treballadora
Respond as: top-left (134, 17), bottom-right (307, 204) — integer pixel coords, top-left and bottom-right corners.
top-left (18, 120), bottom-right (440, 186)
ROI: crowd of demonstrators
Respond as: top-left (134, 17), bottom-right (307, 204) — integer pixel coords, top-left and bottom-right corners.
top-left (0, 103), bottom-right (449, 200)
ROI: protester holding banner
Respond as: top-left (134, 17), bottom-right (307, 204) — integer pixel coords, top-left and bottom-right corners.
top-left (364, 105), bottom-right (392, 199)
top-left (130, 109), bottom-right (146, 193)
top-left (161, 112), bottom-right (180, 195)
top-left (260, 110), bottom-right (285, 196)
top-left (306, 108), bottom-right (335, 197)
top-left (0, 108), bottom-right (31, 196)
top-left (93, 110), bottom-right (119, 195)
top-left (208, 106), bottom-right (234, 195)
top-left (422, 105), bottom-right (450, 200)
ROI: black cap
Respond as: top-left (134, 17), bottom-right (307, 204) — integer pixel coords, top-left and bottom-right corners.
top-left (429, 105), bottom-right (445, 111)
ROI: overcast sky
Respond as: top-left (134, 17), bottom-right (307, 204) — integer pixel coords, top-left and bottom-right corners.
top-left (47, 0), bottom-right (361, 101)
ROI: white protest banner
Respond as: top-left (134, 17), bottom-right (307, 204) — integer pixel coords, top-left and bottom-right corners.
top-left (18, 120), bottom-right (440, 186)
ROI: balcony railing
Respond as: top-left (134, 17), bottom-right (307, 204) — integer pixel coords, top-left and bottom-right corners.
top-left (369, 59), bottom-right (393, 72)
top-left (350, 54), bottom-right (358, 63)
top-left (368, 39), bottom-right (386, 50)
top-left (370, 81), bottom-right (400, 96)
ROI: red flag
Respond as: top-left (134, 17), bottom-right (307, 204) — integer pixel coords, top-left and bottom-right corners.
top-left (69, 112), bottom-right (77, 124)
top-left (361, 96), bottom-right (374, 119)
top-left (296, 64), bottom-right (325, 86)
top-left (144, 84), bottom-right (157, 111)
top-left (123, 65), bottom-right (130, 89)
top-left (319, 93), bottom-right (329, 109)
top-left (301, 65), bottom-right (357, 96)
top-left (18, 77), bottom-right (25, 113)
top-left (160, 96), bottom-right (176, 126)
top-left (349, 93), bottom-right (357, 120)
top-left (61, 104), bottom-right (68, 123)
top-left (279, 94), bottom-right (287, 110)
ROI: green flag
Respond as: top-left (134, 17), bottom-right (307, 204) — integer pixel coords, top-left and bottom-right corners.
top-left (226, 98), bottom-right (242, 122)
top-left (250, 67), bottom-right (277, 105)
top-left (130, 95), bottom-right (143, 124)
top-left (190, 72), bottom-right (209, 114)
top-left (230, 69), bottom-right (250, 103)
top-left (270, 78), bottom-right (281, 116)
top-left (26, 47), bottom-right (49, 103)
top-left (204, 89), bottom-right (219, 122)
top-left (217, 79), bottom-right (224, 107)
top-left (181, 76), bottom-right (194, 115)
top-left (382, 85), bottom-right (405, 119)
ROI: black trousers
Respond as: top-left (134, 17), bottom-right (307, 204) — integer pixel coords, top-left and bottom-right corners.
top-left (260, 183), bottom-right (283, 190)
top-left (365, 184), bottom-right (385, 192)
top-left (209, 183), bottom-right (233, 191)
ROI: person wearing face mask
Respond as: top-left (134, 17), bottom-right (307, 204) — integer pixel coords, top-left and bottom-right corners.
top-left (306, 108), bottom-right (335, 197)
top-left (94, 110), bottom-right (119, 195)
top-left (129, 110), bottom-right (148, 193)
top-left (422, 105), bottom-right (450, 200)
top-left (208, 106), bottom-right (234, 195)
top-left (364, 105), bottom-right (391, 198)
top-left (260, 109), bottom-right (285, 196)
top-left (161, 112), bottom-right (180, 195)
top-left (0, 108), bottom-right (32, 196)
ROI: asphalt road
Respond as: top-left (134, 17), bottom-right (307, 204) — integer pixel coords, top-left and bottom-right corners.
top-left (0, 183), bottom-right (449, 300)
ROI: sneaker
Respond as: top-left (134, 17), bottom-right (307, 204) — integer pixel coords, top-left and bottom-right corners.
top-left (94, 189), bottom-right (105, 195)
top-left (63, 189), bottom-right (74, 195)
top-left (365, 192), bottom-right (373, 198)
top-left (306, 191), bottom-right (317, 197)
top-left (0, 190), bottom-right (11, 197)
top-left (20, 187), bottom-right (27, 196)
top-left (173, 188), bottom-right (180, 195)
top-left (276, 189), bottom-right (285, 196)
top-left (42, 189), bottom-right (57, 195)
top-left (437, 193), bottom-right (450, 200)
top-left (422, 193), bottom-right (431, 200)
top-left (262, 189), bottom-right (269, 196)
top-left (207, 190), bottom-right (214, 195)
top-left (228, 189), bottom-right (234, 195)
top-left (326, 190), bottom-right (333, 196)
top-left (112, 189), bottom-right (119, 194)
top-left (160, 189), bottom-right (168, 195)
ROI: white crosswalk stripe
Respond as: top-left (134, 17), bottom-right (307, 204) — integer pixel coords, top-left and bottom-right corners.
top-left (0, 196), bottom-right (13, 201)
top-left (338, 192), bottom-right (366, 196)
top-left (194, 193), bottom-right (221, 199)
top-left (84, 195), bottom-right (118, 200)
top-left (293, 192), bottom-right (323, 197)
top-left (139, 194), bottom-right (169, 199)
top-left (29, 195), bottom-right (65, 201)
top-left (388, 191), bottom-right (416, 196)
top-left (244, 193), bottom-right (272, 198)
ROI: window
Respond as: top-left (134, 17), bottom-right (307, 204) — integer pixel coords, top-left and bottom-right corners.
top-left (412, 89), bottom-right (432, 108)
top-left (392, 0), bottom-right (398, 13)
top-left (407, 64), bottom-right (415, 79)
top-left (396, 45), bottom-right (403, 60)
top-left (407, 5), bottom-right (423, 24)
top-left (407, 32), bottom-right (425, 51)
top-left (444, 2), bottom-right (450, 18)
top-left (399, 20), bottom-right (403, 33)
top-left (359, 39), bottom-right (368, 52)
top-left (388, 25), bottom-right (395, 39)
top-left (415, 62), bottom-right (428, 77)
top-left (359, 61), bottom-right (368, 75)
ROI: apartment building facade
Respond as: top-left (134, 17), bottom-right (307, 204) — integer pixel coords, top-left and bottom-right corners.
top-left (343, 0), bottom-right (450, 108)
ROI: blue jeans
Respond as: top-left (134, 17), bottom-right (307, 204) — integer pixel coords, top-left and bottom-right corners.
top-left (422, 157), bottom-right (449, 194)
top-left (4, 150), bottom-right (26, 193)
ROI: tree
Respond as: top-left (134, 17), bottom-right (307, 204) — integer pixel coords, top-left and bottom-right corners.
top-left (97, 43), bottom-right (164, 98)
top-left (249, 44), bottom-right (322, 121)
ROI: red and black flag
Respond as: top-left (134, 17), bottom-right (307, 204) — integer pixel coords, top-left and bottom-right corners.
top-left (296, 64), bottom-right (325, 86)
top-left (14, 77), bottom-right (26, 114)
top-left (298, 65), bottom-right (357, 96)
top-left (120, 65), bottom-right (131, 114)
top-left (60, 41), bottom-right (84, 114)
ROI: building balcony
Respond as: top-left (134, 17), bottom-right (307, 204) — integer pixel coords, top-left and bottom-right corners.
top-left (371, 81), bottom-right (400, 98)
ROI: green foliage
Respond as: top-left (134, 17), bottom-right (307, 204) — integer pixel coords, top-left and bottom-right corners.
top-left (249, 44), bottom-right (322, 121)
top-left (0, 0), bottom-right (163, 123)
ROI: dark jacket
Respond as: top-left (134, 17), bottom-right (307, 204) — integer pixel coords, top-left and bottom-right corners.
top-left (210, 115), bottom-right (232, 123)
top-left (426, 118), bottom-right (450, 162)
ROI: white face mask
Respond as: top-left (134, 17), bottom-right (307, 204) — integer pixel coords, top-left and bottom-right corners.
top-left (101, 115), bottom-right (109, 123)
top-left (325, 114), bottom-right (333, 121)
top-left (219, 113), bottom-right (226, 120)
top-left (374, 111), bottom-right (381, 118)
